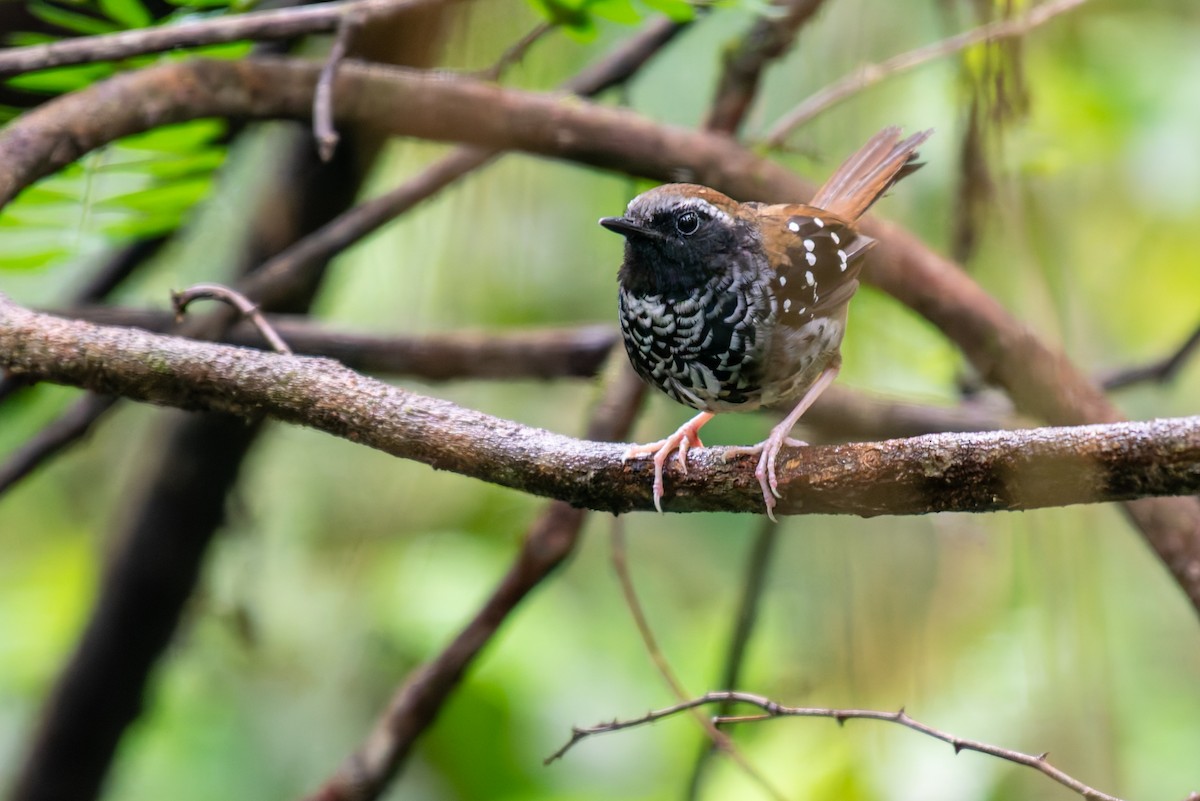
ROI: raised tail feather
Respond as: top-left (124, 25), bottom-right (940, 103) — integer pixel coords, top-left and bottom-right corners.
top-left (810, 127), bottom-right (933, 222)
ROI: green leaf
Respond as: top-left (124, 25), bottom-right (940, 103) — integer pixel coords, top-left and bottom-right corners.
top-left (162, 0), bottom-right (240, 8)
top-left (119, 119), bottom-right (226, 152)
top-left (640, 0), bottom-right (694, 22)
top-left (98, 0), bottom-right (153, 28)
top-left (589, 0), bottom-right (642, 25)
top-left (100, 176), bottom-right (211, 213)
top-left (28, 1), bottom-right (120, 35)
top-left (0, 248), bottom-right (74, 271)
top-left (5, 62), bottom-right (114, 93)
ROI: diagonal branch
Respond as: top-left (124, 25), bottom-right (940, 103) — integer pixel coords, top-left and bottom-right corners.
top-left (4, 296), bottom-right (1200, 517)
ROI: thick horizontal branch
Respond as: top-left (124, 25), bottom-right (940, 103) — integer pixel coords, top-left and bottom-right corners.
top-left (3, 296), bottom-right (1199, 516)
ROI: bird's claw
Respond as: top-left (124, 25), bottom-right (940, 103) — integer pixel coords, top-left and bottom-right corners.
top-left (623, 414), bottom-right (713, 512)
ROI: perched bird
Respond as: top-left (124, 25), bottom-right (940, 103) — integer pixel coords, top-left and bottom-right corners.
top-left (600, 126), bottom-right (931, 518)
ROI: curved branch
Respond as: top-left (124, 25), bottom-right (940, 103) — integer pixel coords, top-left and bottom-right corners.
top-left (4, 296), bottom-right (1200, 517)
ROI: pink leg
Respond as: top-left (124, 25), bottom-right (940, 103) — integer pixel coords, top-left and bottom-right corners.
top-left (623, 411), bottom-right (714, 513)
top-left (726, 364), bottom-right (840, 521)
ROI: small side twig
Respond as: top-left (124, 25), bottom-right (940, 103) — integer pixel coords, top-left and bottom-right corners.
top-left (171, 283), bottom-right (292, 354)
top-left (548, 691), bottom-right (1127, 801)
top-left (0, 394), bottom-right (118, 494)
top-left (763, 0), bottom-right (1089, 146)
top-left (476, 21), bottom-right (555, 82)
top-left (313, 13), bottom-right (361, 161)
top-left (1101, 317), bottom-right (1200, 391)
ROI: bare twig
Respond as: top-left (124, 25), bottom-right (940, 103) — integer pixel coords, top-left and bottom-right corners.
top-left (5, 296), bottom-right (1200, 520)
top-left (1102, 318), bottom-right (1200, 391)
top-left (313, 13), bottom-right (361, 161)
top-left (548, 691), bottom-right (1125, 801)
top-left (476, 21), bottom-right (555, 82)
top-left (172, 283), bottom-right (292, 354)
top-left (562, 16), bottom-right (689, 95)
top-left (763, 0), bottom-right (1089, 146)
top-left (0, 0), bottom-right (441, 77)
top-left (0, 393), bottom-right (118, 494)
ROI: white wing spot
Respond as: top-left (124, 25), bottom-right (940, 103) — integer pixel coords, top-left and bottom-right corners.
top-left (837, 249), bottom-right (847, 262)
top-left (805, 252), bottom-right (817, 266)
top-left (803, 239), bottom-right (815, 252)
top-left (788, 221), bottom-right (801, 232)
top-left (813, 217), bottom-right (824, 227)
top-left (783, 299), bottom-right (792, 312)
top-left (798, 307), bottom-right (806, 314)
top-left (779, 275), bottom-right (787, 286)
top-left (830, 232), bottom-right (840, 245)
top-left (839, 262), bottom-right (847, 272)
top-left (804, 270), bottom-right (815, 286)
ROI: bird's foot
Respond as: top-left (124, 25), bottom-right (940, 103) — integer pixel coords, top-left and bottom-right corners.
top-left (623, 413), bottom-right (713, 512)
top-left (722, 436), bottom-right (807, 522)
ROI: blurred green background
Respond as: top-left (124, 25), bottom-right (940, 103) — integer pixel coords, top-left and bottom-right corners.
top-left (2, 0), bottom-right (1200, 799)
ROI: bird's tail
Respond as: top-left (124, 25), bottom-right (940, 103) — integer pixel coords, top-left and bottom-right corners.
top-left (810, 127), bottom-right (933, 222)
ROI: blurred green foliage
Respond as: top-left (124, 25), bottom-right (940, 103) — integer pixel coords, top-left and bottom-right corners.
top-left (3, 1), bottom-right (1200, 800)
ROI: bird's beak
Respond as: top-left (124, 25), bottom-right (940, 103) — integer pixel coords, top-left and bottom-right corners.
top-left (599, 216), bottom-right (659, 239)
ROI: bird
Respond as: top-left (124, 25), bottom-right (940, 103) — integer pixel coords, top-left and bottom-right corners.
top-left (600, 126), bottom-right (932, 519)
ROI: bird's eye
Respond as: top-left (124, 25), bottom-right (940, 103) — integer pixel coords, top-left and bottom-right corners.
top-left (675, 210), bottom-right (701, 236)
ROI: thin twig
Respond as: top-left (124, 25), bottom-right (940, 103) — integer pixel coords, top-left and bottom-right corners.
top-left (0, 394), bottom-right (118, 494)
top-left (549, 691), bottom-right (1126, 801)
top-left (476, 21), bottom-right (555, 82)
top-left (1102, 318), bottom-right (1200, 391)
top-left (171, 283), bottom-right (292, 354)
top-left (763, 0), bottom-right (1089, 146)
top-left (0, 0), bottom-right (441, 77)
top-left (313, 13), bottom-right (361, 161)
top-left (609, 521), bottom-right (787, 801)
